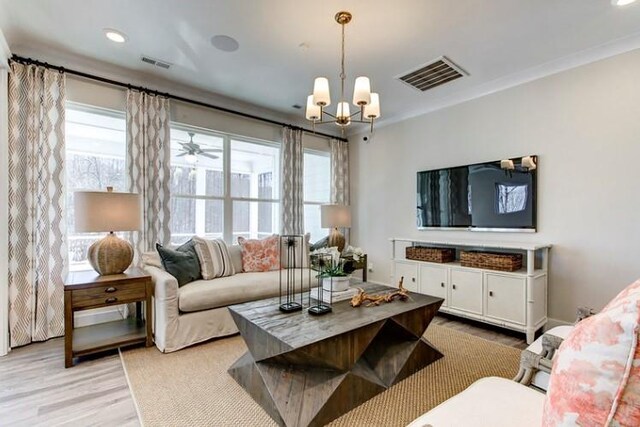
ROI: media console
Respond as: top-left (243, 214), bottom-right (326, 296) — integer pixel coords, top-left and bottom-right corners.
top-left (390, 238), bottom-right (551, 344)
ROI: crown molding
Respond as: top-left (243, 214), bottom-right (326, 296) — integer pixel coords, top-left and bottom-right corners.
top-left (352, 31), bottom-right (640, 136)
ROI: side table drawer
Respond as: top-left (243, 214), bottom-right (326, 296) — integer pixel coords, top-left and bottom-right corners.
top-left (72, 281), bottom-right (147, 309)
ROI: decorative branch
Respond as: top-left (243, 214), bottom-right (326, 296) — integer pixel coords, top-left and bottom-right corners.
top-left (350, 277), bottom-right (410, 307)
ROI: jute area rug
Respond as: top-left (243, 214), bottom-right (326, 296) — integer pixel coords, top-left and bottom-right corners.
top-left (120, 324), bottom-right (521, 426)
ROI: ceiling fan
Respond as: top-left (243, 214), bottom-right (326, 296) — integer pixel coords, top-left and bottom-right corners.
top-left (176, 132), bottom-right (222, 164)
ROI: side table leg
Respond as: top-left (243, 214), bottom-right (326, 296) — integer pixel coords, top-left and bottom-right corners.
top-left (64, 291), bottom-right (73, 368)
top-left (145, 282), bottom-right (153, 347)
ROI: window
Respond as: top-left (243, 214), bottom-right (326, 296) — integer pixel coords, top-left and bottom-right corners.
top-left (303, 151), bottom-right (331, 243)
top-left (65, 104), bottom-right (127, 271)
top-left (169, 126), bottom-right (280, 245)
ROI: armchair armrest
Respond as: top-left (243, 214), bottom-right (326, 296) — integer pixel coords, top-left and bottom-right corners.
top-left (145, 265), bottom-right (178, 301)
top-left (513, 330), bottom-right (564, 387)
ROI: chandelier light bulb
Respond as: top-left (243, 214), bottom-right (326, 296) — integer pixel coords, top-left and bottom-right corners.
top-left (612, 0), bottom-right (637, 5)
top-left (364, 93), bottom-right (381, 119)
top-left (305, 95), bottom-right (321, 120)
top-left (313, 77), bottom-right (331, 107)
top-left (353, 76), bottom-right (371, 106)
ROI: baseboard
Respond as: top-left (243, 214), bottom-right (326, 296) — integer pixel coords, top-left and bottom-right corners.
top-left (74, 307), bottom-right (126, 328)
top-left (544, 317), bottom-right (573, 331)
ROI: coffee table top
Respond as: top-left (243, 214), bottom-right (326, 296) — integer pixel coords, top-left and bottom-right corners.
top-left (228, 282), bottom-right (443, 350)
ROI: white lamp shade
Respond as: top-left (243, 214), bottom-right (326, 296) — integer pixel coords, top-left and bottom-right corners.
top-left (313, 77), bottom-right (331, 106)
top-left (321, 204), bottom-right (352, 228)
top-left (74, 190), bottom-right (142, 232)
top-left (364, 93), bottom-right (381, 119)
top-left (352, 76), bottom-right (371, 106)
top-left (336, 101), bottom-right (351, 120)
top-left (305, 94), bottom-right (321, 120)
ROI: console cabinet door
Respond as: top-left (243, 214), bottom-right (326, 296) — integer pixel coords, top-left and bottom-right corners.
top-left (394, 262), bottom-right (418, 292)
top-left (485, 273), bottom-right (526, 325)
top-left (449, 269), bottom-right (483, 315)
top-left (419, 264), bottom-right (448, 306)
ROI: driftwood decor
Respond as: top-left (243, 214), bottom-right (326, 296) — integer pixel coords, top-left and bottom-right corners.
top-left (350, 277), bottom-right (410, 307)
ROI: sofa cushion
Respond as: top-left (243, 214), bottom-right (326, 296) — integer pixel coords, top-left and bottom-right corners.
top-left (193, 236), bottom-right (235, 279)
top-left (178, 269), bottom-right (313, 312)
top-left (238, 235), bottom-right (280, 272)
top-left (228, 245), bottom-right (243, 273)
top-left (156, 241), bottom-right (202, 287)
top-left (543, 279), bottom-right (640, 426)
top-left (406, 377), bottom-right (545, 427)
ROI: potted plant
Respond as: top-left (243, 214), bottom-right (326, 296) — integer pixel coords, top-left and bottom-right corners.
top-left (312, 247), bottom-right (356, 292)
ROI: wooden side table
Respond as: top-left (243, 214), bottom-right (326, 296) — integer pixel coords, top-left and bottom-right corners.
top-left (64, 267), bottom-right (153, 368)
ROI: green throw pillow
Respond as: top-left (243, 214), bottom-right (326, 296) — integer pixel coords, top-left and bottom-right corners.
top-left (156, 240), bottom-right (202, 287)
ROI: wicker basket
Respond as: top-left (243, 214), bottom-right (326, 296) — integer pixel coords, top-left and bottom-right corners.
top-left (406, 246), bottom-right (455, 263)
top-left (460, 251), bottom-right (523, 272)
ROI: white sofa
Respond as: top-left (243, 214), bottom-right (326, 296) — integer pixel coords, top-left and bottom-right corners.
top-left (143, 245), bottom-right (312, 353)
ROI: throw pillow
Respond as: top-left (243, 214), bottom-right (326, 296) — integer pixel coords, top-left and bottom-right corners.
top-left (156, 240), bottom-right (202, 287)
top-left (280, 233), bottom-right (311, 269)
top-left (192, 236), bottom-right (235, 279)
top-left (237, 235), bottom-right (280, 272)
top-left (542, 279), bottom-right (640, 426)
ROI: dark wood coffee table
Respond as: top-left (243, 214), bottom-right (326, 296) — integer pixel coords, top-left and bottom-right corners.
top-left (228, 282), bottom-right (444, 427)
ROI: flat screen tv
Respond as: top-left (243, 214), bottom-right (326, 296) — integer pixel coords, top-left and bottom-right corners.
top-left (417, 156), bottom-right (537, 231)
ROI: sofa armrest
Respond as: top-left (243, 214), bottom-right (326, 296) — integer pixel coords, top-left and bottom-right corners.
top-left (145, 265), bottom-right (178, 301)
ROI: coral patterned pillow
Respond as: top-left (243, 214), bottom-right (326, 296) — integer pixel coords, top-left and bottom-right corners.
top-left (237, 235), bottom-right (281, 272)
top-left (543, 279), bottom-right (640, 427)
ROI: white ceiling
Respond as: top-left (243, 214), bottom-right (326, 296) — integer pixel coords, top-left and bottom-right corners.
top-left (2, 0), bottom-right (640, 133)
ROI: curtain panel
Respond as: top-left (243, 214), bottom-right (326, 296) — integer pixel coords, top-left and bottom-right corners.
top-left (126, 90), bottom-right (171, 263)
top-left (7, 62), bottom-right (67, 347)
top-left (280, 127), bottom-right (304, 235)
top-left (330, 138), bottom-right (350, 243)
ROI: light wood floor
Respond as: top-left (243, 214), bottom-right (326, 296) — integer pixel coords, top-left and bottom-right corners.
top-left (0, 315), bottom-right (527, 426)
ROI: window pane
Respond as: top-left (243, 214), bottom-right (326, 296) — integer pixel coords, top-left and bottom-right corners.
top-left (170, 128), bottom-right (223, 197)
top-left (232, 201), bottom-right (279, 241)
top-left (66, 106), bottom-right (126, 271)
top-left (304, 204), bottom-right (328, 244)
top-left (230, 140), bottom-right (279, 199)
top-left (304, 151), bottom-right (330, 203)
top-left (170, 197), bottom-right (224, 246)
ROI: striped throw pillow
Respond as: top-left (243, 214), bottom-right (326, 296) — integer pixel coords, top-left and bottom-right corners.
top-left (192, 237), bottom-right (235, 279)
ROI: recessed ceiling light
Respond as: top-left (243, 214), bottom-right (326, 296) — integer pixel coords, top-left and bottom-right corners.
top-left (104, 28), bottom-right (128, 43)
top-left (612, 0), bottom-right (637, 5)
top-left (211, 35), bottom-right (239, 52)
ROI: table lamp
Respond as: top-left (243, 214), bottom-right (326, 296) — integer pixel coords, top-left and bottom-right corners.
top-left (74, 187), bottom-right (142, 275)
top-left (321, 204), bottom-right (351, 253)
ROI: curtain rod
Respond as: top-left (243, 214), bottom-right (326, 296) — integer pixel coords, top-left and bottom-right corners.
top-left (10, 55), bottom-right (349, 143)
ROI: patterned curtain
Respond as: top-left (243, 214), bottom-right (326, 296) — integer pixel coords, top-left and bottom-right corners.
top-left (126, 90), bottom-right (171, 263)
top-left (330, 138), bottom-right (350, 204)
top-left (280, 127), bottom-right (304, 235)
top-left (330, 138), bottom-right (350, 243)
top-left (8, 62), bottom-right (67, 347)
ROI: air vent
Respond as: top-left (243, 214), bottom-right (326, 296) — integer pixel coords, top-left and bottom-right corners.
top-left (397, 56), bottom-right (466, 92)
top-left (140, 55), bottom-right (172, 70)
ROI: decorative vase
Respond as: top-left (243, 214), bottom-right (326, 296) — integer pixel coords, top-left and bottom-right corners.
top-left (322, 276), bottom-right (351, 292)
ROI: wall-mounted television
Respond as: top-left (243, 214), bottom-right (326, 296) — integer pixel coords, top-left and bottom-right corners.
top-left (417, 156), bottom-right (537, 232)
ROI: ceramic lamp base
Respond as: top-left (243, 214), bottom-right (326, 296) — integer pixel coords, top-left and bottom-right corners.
top-left (327, 227), bottom-right (346, 253)
top-left (87, 232), bottom-right (134, 276)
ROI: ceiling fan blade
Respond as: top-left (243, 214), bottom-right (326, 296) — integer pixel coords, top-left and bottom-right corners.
top-left (200, 148), bottom-right (223, 153)
top-left (176, 152), bottom-right (187, 157)
top-left (201, 153), bottom-right (220, 160)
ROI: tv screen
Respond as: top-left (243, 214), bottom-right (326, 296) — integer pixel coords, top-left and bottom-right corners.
top-left (417, 157), bottom-right (537, 231)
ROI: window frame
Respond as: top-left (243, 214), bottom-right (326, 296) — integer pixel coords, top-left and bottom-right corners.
top-left (169, 122), bottom-right (281, 244)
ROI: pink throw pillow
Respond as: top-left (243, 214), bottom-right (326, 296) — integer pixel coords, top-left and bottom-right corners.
top-left (542, 279), bottom-right (640, 426)
top-left (237, 235), bottom-right (280, 272)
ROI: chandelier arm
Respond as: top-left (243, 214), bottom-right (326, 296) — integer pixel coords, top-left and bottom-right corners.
top-left (322, 110), bottom-right (337, 119)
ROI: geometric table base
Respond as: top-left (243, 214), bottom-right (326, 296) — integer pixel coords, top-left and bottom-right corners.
top-left (229, 303), bottom-right (443, 427)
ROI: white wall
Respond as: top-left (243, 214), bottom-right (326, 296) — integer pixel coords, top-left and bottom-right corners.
top-left (351, 48), bottom-right (640, 324)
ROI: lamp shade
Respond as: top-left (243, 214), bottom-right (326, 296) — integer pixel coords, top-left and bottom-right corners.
top-left (364, 93), bottom-right (381, 119)
top-left (336, 102), bottom-right (351, 120)
top-left (352, 76), bottom-right (371, 106)
top-left (305, 94), bottom-right (321, 120)
top-left (74, 190), bottom-right (142, 233)
top-left (321, 204), bottom-right (352, 228)
top-left (313, 77), bottom-right (331, 106)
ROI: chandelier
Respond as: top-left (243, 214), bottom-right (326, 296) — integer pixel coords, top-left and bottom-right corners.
top-left (305, 11), bottom-right (381, 134)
